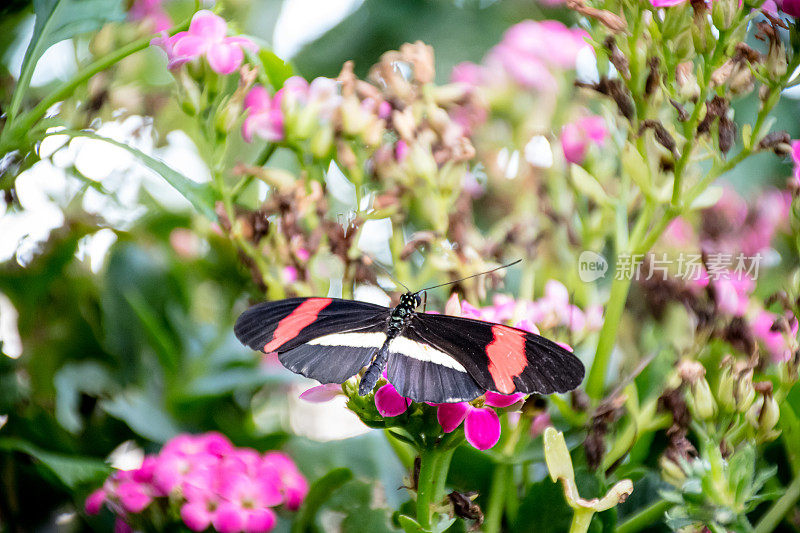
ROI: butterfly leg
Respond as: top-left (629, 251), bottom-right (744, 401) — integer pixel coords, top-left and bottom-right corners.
top-left (358, 342), bottom-right (391, 395)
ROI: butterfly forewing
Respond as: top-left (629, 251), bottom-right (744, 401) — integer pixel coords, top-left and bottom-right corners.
top-left (407, 313), bottom-right (584, 396)
top-left (234, 297), bottom-right (391, 384)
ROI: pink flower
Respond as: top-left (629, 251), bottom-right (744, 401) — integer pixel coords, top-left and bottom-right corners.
top-left (374, 382), bottom-right (411, 417)
top-left (792, 140), bottom-right (800, 185)
top-left (216, 472), bottom-right (281, 532)
top-left (561, 116), bottom-right (609, 164)
top-left (242, 86), bottom-right (284, 143)
top-left (158, 10), bottom-right (257, 74)
top-left (436, 402), bottom-right (501, 450)
top-left (451, 62), bottom-right (485, 86)
top-left (530, 412), bottom-right (552, 437)
top-left (501, 20), bottom-right (590, 70)
top-left (752, 311), bottom-right (798, 362)
top-left (435, 393), bottom-right (523, 450)
top-left (129, 0), bottom-right (171, 32)
top-left (115, 480), bottom-right (152, 513)
top-left (712, 273), bottom-right (753, 316)
top-left (85, 488), bottom-right (106, 514)
top-left (262, 452), bottom-right (308, 511)
top-left (115, 519), bottom-right (133, 533)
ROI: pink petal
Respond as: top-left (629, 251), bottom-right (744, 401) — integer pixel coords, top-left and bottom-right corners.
top-left (244, 508), bottom-right (277, 533)
top-left (464, 407), bottom-right (501, 450)
top-left (226, 35), bottom-right (259, 53)
top-left (206, 42), bottom-right (244, 74)
top-left (484, 391), bottom-right (526, 408)
top-left (188, 10), bottom-right (227, 42)
top-left (181, 502), bottom-right (214, 532)
top-left (513, 318), bottom-right (540, 335)
top-left (115, 519), bottom-right (133, 533)
top-left (436, 402), bottom-right (469, 433)
top-left (299, 383), bottom-right (342, 403)
top-left (172, 34), bottom-right (207, 59)
top-left (375, 383), bottom-right (410, 417)
top-left (115, 480), bottom-right (152, 513)
top-left (85, 488), bottom-right (106, 514)
top-left (213, 502), bottom-right (246, 533)
top-left (244, 86), bottom-right (272, 112)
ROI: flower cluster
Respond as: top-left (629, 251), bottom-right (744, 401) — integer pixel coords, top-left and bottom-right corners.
top-left (85, 432), bottom-right (308, 533)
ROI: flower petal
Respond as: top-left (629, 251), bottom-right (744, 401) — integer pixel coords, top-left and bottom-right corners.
top-left (299, 383), bottom-right (342, 403)
top-left (226, 35), bottom-right (259, 53)
top-left (206, 42), bottom-right (243, 74)
top-left (484, 391), bottom-right (525, 408)
top-left (464, 407), bottom-right (501, 450)
top-left (172, 34), bottom-right (207, 60)
top-left (436, 402), bottom-right (469, 433)
top-left (244, 86), bottom-right (272, 112)
top-left (375, 383), bottom-right (410, 417)
top-left (188, 10), bottom-right (227, 42)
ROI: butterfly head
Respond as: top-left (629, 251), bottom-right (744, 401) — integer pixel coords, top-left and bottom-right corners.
top-left (400, 292), bottom-right (423, 309)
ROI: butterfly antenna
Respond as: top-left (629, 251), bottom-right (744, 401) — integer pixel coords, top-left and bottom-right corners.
top-left (365, 255), bottom-right (411, 292)
top-left (418, 259), bottom-right (522, 292)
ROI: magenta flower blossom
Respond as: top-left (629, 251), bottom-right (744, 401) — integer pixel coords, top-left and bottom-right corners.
top-left (792, 140), bottom-right (800, 185)
top-left (374, 381), bottom-right (412, 417)
top-left (435, 392), bottom-right (524, 450)
top-left (153, 10), bottom-right (257, 74)
top-left (775, 0), bottom-right (800, 15)
top-left (561, 116), bottom-right (609, 164)
top-left (242, 86), bottom-right (284, 143)
top-left (501, 20), bottom-right (590, 70)
top-left (86, 433), bottom-right (307, 533)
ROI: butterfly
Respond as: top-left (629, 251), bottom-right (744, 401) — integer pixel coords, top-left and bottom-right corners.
top-left (234, 275), bottom-right (585, 404)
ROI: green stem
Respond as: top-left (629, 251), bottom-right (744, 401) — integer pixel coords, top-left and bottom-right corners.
top-left (615, 499), bottom-right (671, 533)
top-left (570, 508), bottom-right (595, 533)
top-left (416, 446), bottom-right (455, 529)
top-left (586, 274), bottom-right (633, 399)
top-left (483, 464), bottom-right (511, 533)
top-left (1, 20), bottom-right (189, 152)
top-left (754, 474), bottom-right (800, 533)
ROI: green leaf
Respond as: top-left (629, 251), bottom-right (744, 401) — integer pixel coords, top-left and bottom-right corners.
top-left (8, 0), bottom-right (125, 120)
top-left (0, 437), bottom-right (110, 489)
top-left (56, 130), bottom-right (218, 220)
top-left (100, 390), bottom-right (182, 443)
top-left (398, 515), bottom-right (426, 533)
top-left (571, 164), bottom-right (611, 207)
top-left (292, 468), bottom-right (353, 533)
top-left (258, 49), bottom-right (294, 90)
top-left (54, 361), bottom-right (116, 433)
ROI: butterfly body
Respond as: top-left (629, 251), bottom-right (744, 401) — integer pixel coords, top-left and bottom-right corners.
top-left (234, 293), bottom-right (584, 403)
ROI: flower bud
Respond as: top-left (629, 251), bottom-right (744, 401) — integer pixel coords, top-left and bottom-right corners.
top-left (717, 364), bottom-right (736, 413)
top-left (746, 393), bottom-right (780, 442)
top-left (676, 63), bottom-right (700, 101)
top-left (691, 377), bottom-right (717, 420)
top-left (215, 96), bottom-right (243, 135)
top-left (659, 455), bottom-right (687, 487)
top-left (712, 0), bottom-right (739, 30)
top-left (734, 369), bottom-right (755, 413)
top-left (310, 125), bottom-right (334, 159)
top-left (766, 40), bottom-right (788, 79)
top-left (176, 70), bottom-right (202, 116)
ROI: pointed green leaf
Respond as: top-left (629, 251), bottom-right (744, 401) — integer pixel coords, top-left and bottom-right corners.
top-left (292, 468), bottom-right (354, 533)
top-left (9, 0), bottom-right (125, 120)
top-left (56, 130), bottom-right (217, 220)
top-left (0, 437), bottom-right (110, 489)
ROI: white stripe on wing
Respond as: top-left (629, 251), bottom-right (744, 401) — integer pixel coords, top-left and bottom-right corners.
top-left (389, 337), bottom-right (468, 372)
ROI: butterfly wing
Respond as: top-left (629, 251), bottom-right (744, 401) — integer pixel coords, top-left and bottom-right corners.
top-left (403, 313), bottom-right (584, 397)
top-left (234, 297), bottom-right (391, 384)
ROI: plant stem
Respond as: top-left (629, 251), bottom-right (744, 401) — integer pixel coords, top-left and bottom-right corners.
top-left (570, 508), bottom-right (595, 533)
top-left (1, 20), bottom-right (189, 152)
top-left (615, 499), bottom-right (671, 533)
top-left (483, 464), bottom-right (511, 533)
top-left (586, 273), bottom-right (632, 399)
top-left (754, 474), bottom-right (800, 533)
top-left (416, 446), bottom-right (455, 529)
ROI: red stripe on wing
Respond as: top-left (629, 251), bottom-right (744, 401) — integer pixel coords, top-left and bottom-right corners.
top-left (486, 325), bottom-right (527, 394)
top-left (264, 298), bottom-right (333, 352)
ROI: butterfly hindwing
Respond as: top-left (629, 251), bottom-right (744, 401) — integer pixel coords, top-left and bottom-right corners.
top-left (234, 297), bottom-right (391, 384)
top-left (407, 313), bottom-right (585, 396)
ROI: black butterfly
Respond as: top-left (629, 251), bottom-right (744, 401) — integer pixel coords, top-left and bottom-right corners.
top-left (235, 283), bottom-right (584, 403)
